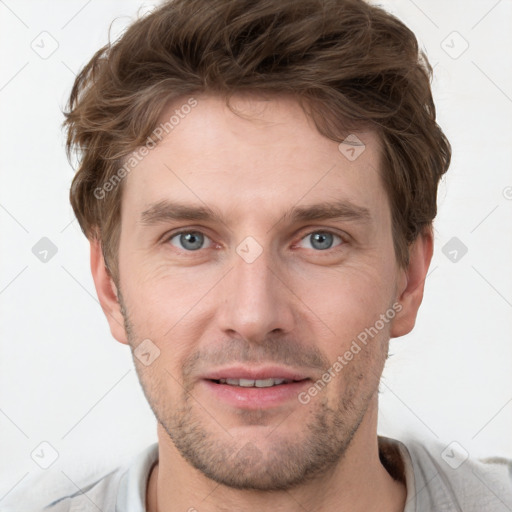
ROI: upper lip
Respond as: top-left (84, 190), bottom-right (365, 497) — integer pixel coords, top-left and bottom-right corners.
top-left (202, 365), bottom-right (311, 382)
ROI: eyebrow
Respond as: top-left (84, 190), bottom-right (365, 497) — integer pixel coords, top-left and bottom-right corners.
top-left (140, 201), bottom-right (223, 225)
top-left (286, 201), bottom-right (371, 224)
top-left (139, 199), bottom-right (371, 227)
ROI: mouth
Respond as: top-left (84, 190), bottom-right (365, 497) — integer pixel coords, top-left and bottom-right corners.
top-left (199, 367), bottom-right (312, 408)
top-left (210, 377), bottom-right (306, 388)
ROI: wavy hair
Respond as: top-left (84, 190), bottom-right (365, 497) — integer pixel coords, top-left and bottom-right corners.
top-left (64, 0), bottom-right (451, 279)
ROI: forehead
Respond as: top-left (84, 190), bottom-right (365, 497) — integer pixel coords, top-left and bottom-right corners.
top-left (121, 93), bottom-right (387, 223)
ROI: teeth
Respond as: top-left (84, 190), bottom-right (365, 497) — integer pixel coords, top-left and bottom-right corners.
top-left (217, 378), bottom-right (291, 387)
top-left (255, 378), bottom-right (275, 388)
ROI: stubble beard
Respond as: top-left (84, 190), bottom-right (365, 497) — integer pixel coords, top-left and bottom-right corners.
top-left (119, 292), bottom-right (385, 491)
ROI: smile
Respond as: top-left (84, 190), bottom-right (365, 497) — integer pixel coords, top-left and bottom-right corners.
top-left (214, 378), bottom-right (296, 388)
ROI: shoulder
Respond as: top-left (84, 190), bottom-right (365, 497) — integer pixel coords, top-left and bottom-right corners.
top-left (399, 436), bottom-right (512, 511)
top-left (42, 468), bottom-right (122, 512)
top-left (42, 443), bottom-right (159, 512)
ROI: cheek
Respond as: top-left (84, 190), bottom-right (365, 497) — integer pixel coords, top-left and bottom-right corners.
top-left (291, 260), bottom-right (395, 345)
top-left (133, 356), bottom-right (184, 418)
top-left (119, 257), bottom-right (219, 363)
top-left (120, 248), bottom-right (211, 319)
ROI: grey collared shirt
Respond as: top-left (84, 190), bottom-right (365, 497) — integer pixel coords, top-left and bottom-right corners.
top-left (42, 436), bottom-right (512, 512)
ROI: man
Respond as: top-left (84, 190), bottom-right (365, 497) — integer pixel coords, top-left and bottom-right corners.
top-left (45, 0), bottom-right (512, 510)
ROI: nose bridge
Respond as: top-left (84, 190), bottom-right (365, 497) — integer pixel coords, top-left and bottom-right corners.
top-left (216, 238), bottom-right (294, 341)
top-left (233, 241), bottom-right (273, 302)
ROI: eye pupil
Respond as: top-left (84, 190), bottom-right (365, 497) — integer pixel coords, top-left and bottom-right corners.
top-left (180, 232), bottom-right (203, 250)
top-left (310, 232), bottom-right (333, 250)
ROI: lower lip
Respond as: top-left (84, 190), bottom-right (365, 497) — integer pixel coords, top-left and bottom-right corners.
top-left (200, 379), bottom-right (310, 409)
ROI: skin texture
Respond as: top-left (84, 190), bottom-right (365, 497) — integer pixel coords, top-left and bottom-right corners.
top-left (91, 93), bottom-right (432, 512)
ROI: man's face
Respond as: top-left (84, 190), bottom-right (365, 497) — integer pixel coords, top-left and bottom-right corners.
top-left (111, 94), bottom-right (406, 490)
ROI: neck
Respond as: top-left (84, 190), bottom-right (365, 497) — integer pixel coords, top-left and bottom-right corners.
top-left (146, 403), bottom-right (406, 512)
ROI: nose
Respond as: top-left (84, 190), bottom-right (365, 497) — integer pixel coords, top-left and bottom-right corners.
top-left (215, 243), bottom-right (296, 344)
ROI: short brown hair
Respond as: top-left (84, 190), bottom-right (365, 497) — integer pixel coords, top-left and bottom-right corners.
top-left (64, 0), bottom-right (451, 280)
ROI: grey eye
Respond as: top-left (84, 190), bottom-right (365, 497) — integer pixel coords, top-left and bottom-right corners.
top-left (298, 231), bottom-right (342, 251)
top-left (169, 231), bottom-right (211, 251)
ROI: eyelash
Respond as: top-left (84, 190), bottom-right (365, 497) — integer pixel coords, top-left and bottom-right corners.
top-left (163, 229), bottom-right (347, 253)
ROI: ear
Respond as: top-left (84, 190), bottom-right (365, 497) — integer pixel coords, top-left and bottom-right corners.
top-left (90, 238), bottom-right (129, 345)
top-left (390, 228), bottom-right (433, 338)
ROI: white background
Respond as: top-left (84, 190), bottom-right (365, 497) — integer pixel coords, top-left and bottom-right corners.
top-left (0, 0), bottom-right (511, 510)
